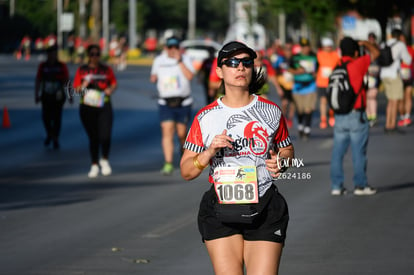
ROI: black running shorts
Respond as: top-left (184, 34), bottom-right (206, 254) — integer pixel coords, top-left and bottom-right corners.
top-left (198, 185), bottom-right (289, 244)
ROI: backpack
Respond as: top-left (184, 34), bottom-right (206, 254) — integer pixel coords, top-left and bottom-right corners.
top-left (327, 61), bottom-right (362, 114)
top-left (377, 41), bottom-right (397, 67)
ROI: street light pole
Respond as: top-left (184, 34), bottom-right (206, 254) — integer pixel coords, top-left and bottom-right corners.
top-left (9, 0), bottom-right (15, 17)
top-left (129, 0), bottom-right (137, 49)
top-left (79, 0), bottom-right (87, 39)
top-left (188, 0), bottom-right (196, 40)
top-left (57, 0), bottom-right (62, 49)
top-left (102, 0), bottom-right (109, 55)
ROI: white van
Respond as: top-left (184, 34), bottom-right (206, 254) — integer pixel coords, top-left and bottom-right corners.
top-left (224, 21), bottom-right (266, 50)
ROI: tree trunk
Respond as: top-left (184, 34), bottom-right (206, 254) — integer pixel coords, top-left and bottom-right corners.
top-left (90, 0), bottom-right (101, 43)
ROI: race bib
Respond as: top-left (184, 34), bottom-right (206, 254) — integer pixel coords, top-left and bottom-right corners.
top-left (83, 89), bottom-right (105, 107)
top-left (367, 76), bottom-right (377, 89)
top-left (321, 67), bottom-right (332, 78)
top-left (282, 71), bottom-right (293, 82)
top-left (213, 166), bottom-right (258, 204)
top-left (299, 60), bottom-right (315, 73)
top-left (401, 68), bottom-right (411, 80)
top-left (160, 76), bottom-right (179, 92)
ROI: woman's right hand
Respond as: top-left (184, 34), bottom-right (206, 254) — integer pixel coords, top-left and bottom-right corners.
top-left (207, 129), bottom-right (234, 155)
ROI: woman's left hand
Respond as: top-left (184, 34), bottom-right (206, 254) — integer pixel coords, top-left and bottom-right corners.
top-left (104, 87), bottom-right (112, 96)
top-left (265, 149), bottom-right (284, 177)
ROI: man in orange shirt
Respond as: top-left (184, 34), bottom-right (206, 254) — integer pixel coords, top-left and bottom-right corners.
top-left (316, 38), bottom-right (340, 129)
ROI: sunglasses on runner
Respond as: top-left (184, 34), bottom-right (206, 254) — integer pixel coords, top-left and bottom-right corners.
top-left (221, 58), bottom-right (254, 68)
top-left (167, 45), bottom-right (179, 49)
top-left (89, 52), bottom-right (100, 57)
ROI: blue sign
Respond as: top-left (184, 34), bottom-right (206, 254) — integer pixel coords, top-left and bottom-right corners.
top-left (342, 16), bottom-right (356, 30)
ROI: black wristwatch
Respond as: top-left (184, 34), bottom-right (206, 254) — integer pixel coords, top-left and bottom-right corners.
top-left (278, 157), bottom-right (289, 173)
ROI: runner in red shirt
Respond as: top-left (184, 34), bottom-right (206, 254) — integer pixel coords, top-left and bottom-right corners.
top-left (73, 44), bottom-right (117, 178)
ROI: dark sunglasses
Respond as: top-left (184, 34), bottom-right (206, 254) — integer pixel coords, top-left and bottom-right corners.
top-left (89, 52), bottom-right (100, 57)
top-left (221, 58), bottom-right (254, 68)
top-left (167, 45), bottom-right (179, 49)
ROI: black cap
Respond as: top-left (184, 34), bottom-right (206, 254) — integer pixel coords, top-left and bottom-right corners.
top-left (217, 41), bottom-right (257, 67)
top-left (166, 36), bottom-right (181, 47)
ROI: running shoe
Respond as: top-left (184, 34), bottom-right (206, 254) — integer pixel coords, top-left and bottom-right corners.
top-left (331, 188), bottom-right (347, 196)
top-left (99, 159), bottom-right (112, 176)
top-left (88, 164), bottom-right (100, 178)
top-left (160, 163), bottom-right (173, 176)
top-left (397, 118), bottom-right (412, 127)
top-left (319, 118), bottom-right (327, 129)
top-left (354, 186), bottom-right (377, 196)
top-left (368, 118), bottom-right (377, 128)
top-left (328, 117), bottom-right (335, 127)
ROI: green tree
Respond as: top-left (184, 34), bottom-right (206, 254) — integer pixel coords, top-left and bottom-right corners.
top-left (261, 0), bottom-right (337, 37)
top-left (15, 0), bottom-right (56, 35)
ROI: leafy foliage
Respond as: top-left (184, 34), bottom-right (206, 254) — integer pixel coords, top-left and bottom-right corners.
top-left (15, 0), bottom-right (56, 35)
top-left (260, 0), bottom-right (337, 35)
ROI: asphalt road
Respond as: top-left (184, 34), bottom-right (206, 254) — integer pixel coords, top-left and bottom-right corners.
top-left (1, 55), bottom-right (413, 275)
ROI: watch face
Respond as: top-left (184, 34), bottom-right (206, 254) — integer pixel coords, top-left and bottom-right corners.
top-left (278, 157), bottom-right (289, 172)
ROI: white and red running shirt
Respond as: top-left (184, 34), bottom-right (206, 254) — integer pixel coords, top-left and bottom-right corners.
top-left (184, 95), bottom-right (292, 197)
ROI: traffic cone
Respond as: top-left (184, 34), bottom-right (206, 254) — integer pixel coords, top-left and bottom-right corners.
top-left (2, 106), bottom-right (11, 128)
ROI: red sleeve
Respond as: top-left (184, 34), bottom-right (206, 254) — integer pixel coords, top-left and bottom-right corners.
top-left (73, 68), bottom-right (83, 88)
top-left (274, 113), bottom-right (291, 148)
top-left (106, 66), bottom-right (117, 86)
top-left (209, 58), bottom-right (220, 82)
top-left (263, 59), bottom-right (276, 76)
top-left (184, 115), bottom-right (204, 153)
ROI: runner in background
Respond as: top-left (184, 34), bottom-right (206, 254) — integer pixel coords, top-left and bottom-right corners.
top-left (316, 37), bottom-right (340, 129)
top-left (289, 37), bottom-right (318, 140)
top-left (73, 44), bottom-right (117, 178)
top-left (365, 32), bottom-right (381, 127)
top-left (150, 36), bottom-right (195, 176)
top-left (397, 32), bottom-right (414, 127)
top-left (34, 36), bottom-right (45, 57)
top-left (17, 35), bottom-right (31, 61)
top-left (35, 45), bottom-right (70, 149)
top-left (198, 48), bottom-right (216, 104)
top-left (208, 57), bottom-right (222, 100)
top-left (67, 33), bottom-right (76, 63)
top-left (273, 41), bottom-right (295, 128)
top-left (253, 49), bottom-right (284, 100)
top-left (117, 36), bottom-right (128, 71)
top-left (75, 36), bottom-right (87, 64)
